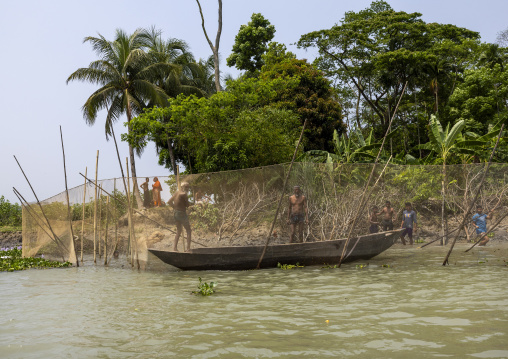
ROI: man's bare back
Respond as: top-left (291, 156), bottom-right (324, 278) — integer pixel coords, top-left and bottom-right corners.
top-left (168, 182), bottom-right (192, 252)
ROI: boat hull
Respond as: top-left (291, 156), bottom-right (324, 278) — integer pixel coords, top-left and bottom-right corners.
top-left (148, 230), bottom-right (402, 270)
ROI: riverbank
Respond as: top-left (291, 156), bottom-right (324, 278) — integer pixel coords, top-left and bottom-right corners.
top-left (0, 231), bottom-right (22, 249)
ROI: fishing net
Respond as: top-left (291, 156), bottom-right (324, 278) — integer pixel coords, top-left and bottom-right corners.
top-left (21, 163), bottom-right (508, 267)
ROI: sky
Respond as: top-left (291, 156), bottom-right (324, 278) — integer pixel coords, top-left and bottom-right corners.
top-left (1, 0), bottom-right (507, 204)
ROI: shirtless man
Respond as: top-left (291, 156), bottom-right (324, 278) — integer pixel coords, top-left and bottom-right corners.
top-left (287, 186), bottom-right (309, 243)
top-left (168, 182), bottom-right (192, 252)
top-left (379, 200), bottom-right (394, 231)
top-left (368, 205), bottom-right (380, 233)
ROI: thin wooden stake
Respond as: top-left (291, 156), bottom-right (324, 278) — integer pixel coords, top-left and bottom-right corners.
top-left (111, 126), bottom-right (139, 268)
top-left (81, 167), bottom-right (87, 263)
top-left (338, 82), bottom-right (407, 267)
top-left (99, 186), bottom-right (104, 258)
top-left (13, 156), bottom-right (69, 254)
top-left (13, 189), bottom-right (64, 260)
top-left (256, 119), bottom-right (308, 269)
top-left (442, 124), bottom-right (504, 265)
top-left (60, 126), bottom-right (79, 266)
top-left (93, 150), bottom-right (99, 264)
top-left (104, 195), bottom-right (109, 265)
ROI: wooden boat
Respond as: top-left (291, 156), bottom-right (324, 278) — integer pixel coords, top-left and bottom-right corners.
top-left (148, 229), bottom-right (402, 271)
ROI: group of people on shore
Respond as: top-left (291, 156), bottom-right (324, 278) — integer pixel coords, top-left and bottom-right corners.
top-left (287, 186), bottom-right (495, 246)
top-left (138, 180), bottom-right (495, 252)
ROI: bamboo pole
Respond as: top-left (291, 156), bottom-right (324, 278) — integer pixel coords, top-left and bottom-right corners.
top-left (442, 124), bottom-right (504, 265)
top-left (80, 167), bottom-right (87, 263)
top-left (13, 189), bottom-right (65, 260)
top-left (78, 173), bottom-right (208, 248)
top-left (126, 157), bottom-right (139, 269)
top-left (93, 150), bottom-right (99, 264)
top-left (104, 195), bottom-right (109, 265)
top-left (126, 157), bottom-right (133, 267)
top-left (338, 82), bottom-right (407, 267)
top-left (99, 185), bottom-right (103, 259)
top-left (256, 119), bottom-right (308, 269)
top-left (59, 127), bottom-right (79, 266)
top-left (13, 156), bottom-right (69, 254)
top-left (110, 126), bottom-right (139, 267)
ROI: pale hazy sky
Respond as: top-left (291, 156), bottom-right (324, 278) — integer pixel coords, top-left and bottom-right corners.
top-left (1, 0), bottom-right (507, 204)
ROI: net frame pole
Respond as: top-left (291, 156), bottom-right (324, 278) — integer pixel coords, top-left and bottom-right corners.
top-left (256, 119), bottom-right (308, 269)
top-left (338, 82), bottom-right (407, 267)
top-left (59, 126), bottom-right (79, 266)
top-left (104, 195), bottom-right (109, 265)
top-left (80, 167), bottom-right (87, 264)
top-left (13, 155), bottom-right (69, 255)
top-left (93, 150), bottom-right (99, 264)
top-left (442, 124), bottom-right (504, 265)
top-left (13, 188), bottom-right (65, 261)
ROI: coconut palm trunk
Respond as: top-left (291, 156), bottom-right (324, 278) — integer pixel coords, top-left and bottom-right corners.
top-left (125, 95), bottom-right (143, 208)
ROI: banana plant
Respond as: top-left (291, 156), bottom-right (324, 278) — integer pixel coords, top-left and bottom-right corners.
top-left (305, 127), bottom-right (399, 164)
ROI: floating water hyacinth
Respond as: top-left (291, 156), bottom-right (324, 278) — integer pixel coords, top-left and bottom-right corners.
top-left (0, 247), bottom-right (71, 272)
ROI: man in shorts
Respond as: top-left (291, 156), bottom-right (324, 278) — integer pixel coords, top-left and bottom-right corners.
top-left (369, 205), bottom-right (380, 233)
top-left (472, 205), bottom-right (494, 246)
top-left (168, 182), bottom-right (192, 252)
top-left (379, 200), bottom-right (394, 231)
top-left (400, 202), bottom-right (417, 245)
top-left (287, 186), bottom-right (309, 243)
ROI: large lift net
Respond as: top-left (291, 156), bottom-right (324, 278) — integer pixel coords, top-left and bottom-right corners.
top-left (21, 163), bottom-right (508, 267)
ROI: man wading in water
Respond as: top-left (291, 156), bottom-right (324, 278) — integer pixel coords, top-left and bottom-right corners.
top-left (287, 186), bottom-right (309, 243)
top-left (379, 200), bottom-right (394, 231)
top-left (168, 182), bottom-right (192, 252)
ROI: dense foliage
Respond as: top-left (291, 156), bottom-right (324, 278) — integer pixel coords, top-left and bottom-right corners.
top-left (0, 196), bottom-right (22, 227)
top-left (69, 2), bottom-right (507, 175)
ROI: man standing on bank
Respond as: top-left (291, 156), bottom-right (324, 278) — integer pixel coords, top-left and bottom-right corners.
top-left (168, 182), bottom-right (192, 252)
top-left (287, 186), bottom-right (309, 243)
top-left (400, 202), bottom-right (417, 245)
top-left (379, 200), bottom-right (394, 231)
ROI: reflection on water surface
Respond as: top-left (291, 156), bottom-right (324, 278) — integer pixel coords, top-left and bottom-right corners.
top-left (1, 244), bottom-right (507, 358)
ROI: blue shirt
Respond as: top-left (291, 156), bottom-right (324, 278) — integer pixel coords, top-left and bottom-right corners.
top-left (402, 210), bottom-right (417, 228)
top-left (472, 213), bottom-right (487, 233)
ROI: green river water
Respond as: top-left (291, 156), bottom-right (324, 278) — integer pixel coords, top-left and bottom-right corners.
top-left (1, 243), bottom-right (507, 358)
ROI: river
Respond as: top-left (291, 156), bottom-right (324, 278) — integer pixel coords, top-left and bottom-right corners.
top-left (1, 243), bottom-right (507, 358)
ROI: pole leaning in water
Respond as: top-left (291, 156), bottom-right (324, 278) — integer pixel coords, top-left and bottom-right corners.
top-left (59, 126), bottom-right (79, 266)
top-left (256, 119), bottom-right (308, 269)
top-left (442, 124), bottom-right (504, 265)
top-left (338, 82), bottom-right (407, 267)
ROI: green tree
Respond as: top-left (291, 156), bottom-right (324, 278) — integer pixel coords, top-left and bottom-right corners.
top-left (67, 28), bottom-right (174, 207)
top-left (0, 196), bottom-right (22, 227)
top-left (297, 0), bottom-right (479, 145)
top-left (226, 13), bottom-right (276, 74)
top-left (259, 44), bottom-right (345, 152)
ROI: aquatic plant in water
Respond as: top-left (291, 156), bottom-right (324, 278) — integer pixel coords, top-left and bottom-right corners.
top-left (192, 277), bottom-right (217, 296)
top-left (277, 262), bottom-right (304, 270)
top-left (0, 247), bottom-right (72, 272)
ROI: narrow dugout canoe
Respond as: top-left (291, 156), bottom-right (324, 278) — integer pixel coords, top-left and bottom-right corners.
top-left (148, 229), bottom-right (402, 271)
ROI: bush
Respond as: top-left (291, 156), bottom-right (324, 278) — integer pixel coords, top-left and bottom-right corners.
top-left (0, 196), bottom-right (22, 227)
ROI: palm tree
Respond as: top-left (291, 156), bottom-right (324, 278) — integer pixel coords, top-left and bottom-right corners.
top-left (67, 28), bottom-right (174, 207)
top-left (142, 30), bottom-right (216, 175)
